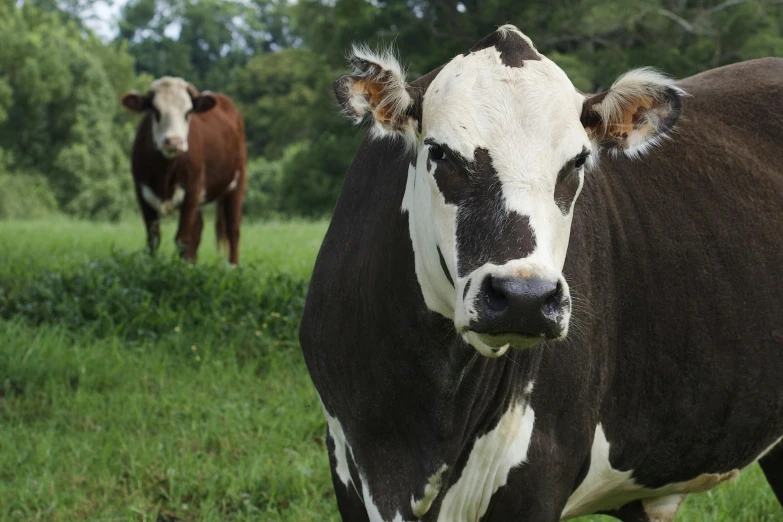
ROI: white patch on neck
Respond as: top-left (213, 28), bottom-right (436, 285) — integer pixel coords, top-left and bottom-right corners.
top-left (411, 464), bottom-right (449, 517)
top-left (322, 407), bottom-right (352, 488)
top-left (140, 184), bottom-right (185, 216)
top-left (561, 425), bottom-right (745, 519)
top-left (438, 401), bottom-right (536, 522)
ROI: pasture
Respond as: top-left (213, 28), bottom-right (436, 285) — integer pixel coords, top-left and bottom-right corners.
top-left (0, 218), bottom-right (780, 521)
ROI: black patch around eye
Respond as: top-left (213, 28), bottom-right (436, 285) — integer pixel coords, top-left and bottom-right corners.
top-left (430, 145), bottom-right (445, 162)
top-left (152, 107), bottom-right (161, 122)
top-left (554, 150), bottom-right (588, 215)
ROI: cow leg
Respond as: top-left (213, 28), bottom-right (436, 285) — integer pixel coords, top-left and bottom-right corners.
top-left (175, 190), bottom-right (204, 262)
top-left (135, 183), bottom-right (161, 255)
top-left (176, 210), bottom-right (203, 262)
top-left (220, 183), bottom-right (244, 266)
top-left (759, 444), bottom-right (783, 506)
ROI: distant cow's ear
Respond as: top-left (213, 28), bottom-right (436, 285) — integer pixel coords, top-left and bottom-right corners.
top-left (334, 45), bottom-right (421, 148)
top-left (121, 91), bottom-right (152, 113)
top-left (192, 92), bottom-right (217, 113)
top-left (581, 68), bottom-right (686, 158)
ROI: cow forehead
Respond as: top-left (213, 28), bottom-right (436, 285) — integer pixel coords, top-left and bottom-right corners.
top-left (150, 78), bottom-right (193, 113)
top-left (422, 50), bottom-right (588, 167)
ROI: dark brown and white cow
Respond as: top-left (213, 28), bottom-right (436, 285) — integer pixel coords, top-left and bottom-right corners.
top-left (121, 77), bottom-right (247, 264)
top-left (300, 25), bottom-right (783, 522)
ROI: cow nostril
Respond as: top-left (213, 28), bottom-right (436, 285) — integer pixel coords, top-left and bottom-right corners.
top-left (541, 281), bottom-right (563, 320)
top-left (482, 275), bottom-right (508, 312)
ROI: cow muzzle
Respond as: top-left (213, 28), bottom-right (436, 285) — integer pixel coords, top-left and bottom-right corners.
top-left (161, 136), bottom-right (187, 158)
top-left (465, 275), bottom-right (570, 356)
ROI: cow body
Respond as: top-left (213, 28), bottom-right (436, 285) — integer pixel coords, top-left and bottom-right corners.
top-left (125, 79), bottom-right (247, 264)
top-left (300, 55), bottom-right (783, 521)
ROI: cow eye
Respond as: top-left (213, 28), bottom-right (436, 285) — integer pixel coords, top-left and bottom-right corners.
top-left (429, 145), bottom-right (446, 163)
top-left (574, 154), bottom-right (589, 169)
top-left (185, 110), bottom-right (192, 120)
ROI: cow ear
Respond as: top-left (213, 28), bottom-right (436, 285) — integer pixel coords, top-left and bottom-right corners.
top-left (121, 91), bottom-right (152, 113)
top-left (334, 45), bottom-right (421, 148)
top-left (192, 92), bottom-right (217, 113)
top-left (581, 68), bottom-right (685, 158)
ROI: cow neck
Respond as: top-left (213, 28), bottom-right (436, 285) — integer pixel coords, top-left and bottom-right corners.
top-left (136, 115), bottom-right (182, 195)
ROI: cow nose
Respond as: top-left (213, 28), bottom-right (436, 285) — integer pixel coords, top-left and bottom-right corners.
top-left (472, 275), bottom-right (565, 339)
top-left (163, 137), bottom-right (184, 152)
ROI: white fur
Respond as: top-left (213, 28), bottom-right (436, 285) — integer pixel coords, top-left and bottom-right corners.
top-left (411, 464), bottom-right (449, 517)
top-left (561, 425), bottom-right (747, 519)
top-left (399, 36), bottom-right (585, 355)
top-left (140, 184), bottom-right (184, 216)
top-left (438, 401), bottom-right (536, 521)
top-left (148, 77), bottom-right (196, 156)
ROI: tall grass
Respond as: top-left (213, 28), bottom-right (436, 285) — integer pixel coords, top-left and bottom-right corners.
top-left (0, 219), bottom-right (780, 521)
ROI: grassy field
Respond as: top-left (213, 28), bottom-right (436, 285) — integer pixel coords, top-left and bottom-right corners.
top-left (0, 218), bottom-right (780, 521)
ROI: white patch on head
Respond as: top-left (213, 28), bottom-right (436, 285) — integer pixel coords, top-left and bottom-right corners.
top-left (149, 77), bottom-right (195, 156)
top-left (438, 401), bottom-right (535, 521)
top-left (411, 464), bottom-right (448, 517)
top-left (561, 425), bottom-right (745, 519)
top-left (402, 162), bottom-right (458, 319)
top-left (398, 31), bottom-right (586, 352)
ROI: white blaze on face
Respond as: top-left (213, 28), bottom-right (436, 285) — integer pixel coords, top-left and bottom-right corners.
top-left (404, 36), bottom-right (589, 336)
top-left (337, 25), bottom-right (684, 356)
top-left (149, 77), bottom-right (195, 157)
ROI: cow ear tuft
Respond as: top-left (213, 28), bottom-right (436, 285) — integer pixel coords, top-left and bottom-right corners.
top-left (121, 91), bottom-right (152, 113)
top-left (334, 45), bottom-right (421, 149)
top-left (581, 68), bottom-right (686, 158)
top-left (193, 92), bottom-right (217, 113)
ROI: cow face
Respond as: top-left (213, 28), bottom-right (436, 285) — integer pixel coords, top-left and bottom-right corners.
top-left (335, 25), bottom-right (684, 357)
top-left (121, 77), bottom-right (217, 159)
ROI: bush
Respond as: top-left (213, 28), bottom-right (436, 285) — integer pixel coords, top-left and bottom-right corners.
top-left (0, 251), bottom-right (308, 344)
top-left (0, 171), bottom-right (59, 219)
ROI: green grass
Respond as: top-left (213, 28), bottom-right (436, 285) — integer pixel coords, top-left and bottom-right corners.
top-left (0, 218), bottom-right (780, 521)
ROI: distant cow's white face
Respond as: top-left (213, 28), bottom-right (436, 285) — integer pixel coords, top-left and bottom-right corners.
top-left (121, 77), bottom-right (217, 158)
top-left (335, 25), bottom-right (684, 357)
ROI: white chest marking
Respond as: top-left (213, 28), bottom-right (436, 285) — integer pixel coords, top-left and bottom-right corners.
top-left (411, 464), bottom-right (448, 517)
top-left (561, 425), bottom-right (743, 519)
top-left (438, 402), bottom-right (536, 522)
top-left (140, 184), bottom-right (185, 216)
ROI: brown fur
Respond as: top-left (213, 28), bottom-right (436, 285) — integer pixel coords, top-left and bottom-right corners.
top-left (129, 92), bottom-right (247, 264)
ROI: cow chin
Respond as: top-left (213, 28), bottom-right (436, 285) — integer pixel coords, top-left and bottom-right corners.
top-left (462, 330), bottom-right (550, 358)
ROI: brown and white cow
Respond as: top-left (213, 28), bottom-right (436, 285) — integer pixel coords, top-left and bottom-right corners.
top-left (121, 77), bottom-right (247, 264)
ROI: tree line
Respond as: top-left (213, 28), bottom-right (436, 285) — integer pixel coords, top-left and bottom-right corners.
top-left (1, 0), bottom-right (782, 220)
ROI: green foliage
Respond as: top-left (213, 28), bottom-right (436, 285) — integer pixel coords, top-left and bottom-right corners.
top-left (0, 251), bottom-right (307, 343)
top-left (0, 1), bottom-right (142, 220)
top-left (0, 219), bottom-right (782, 520)
top-left (4, 0), bottom-right (783, 219)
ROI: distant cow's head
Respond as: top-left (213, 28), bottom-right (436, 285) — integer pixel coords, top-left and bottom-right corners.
top-left (335, 25), bottom-right (684, 357)
top-left (121, 77), bottom-right (217, 159)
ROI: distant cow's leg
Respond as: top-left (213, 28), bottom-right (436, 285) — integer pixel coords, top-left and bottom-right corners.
top-left (175, 192), bottom-right (203, 262)
top-left (759, 444), bottom-right (783, 506)
top-left (135, 184), bottom-right (161, 255)
top-left (221, 180), bottom-right (244, 266)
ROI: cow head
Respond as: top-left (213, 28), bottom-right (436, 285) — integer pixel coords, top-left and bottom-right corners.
top-left (335, 25), bottom-right (684, 357)
top-left (121, 77), bottom-right (217, 159)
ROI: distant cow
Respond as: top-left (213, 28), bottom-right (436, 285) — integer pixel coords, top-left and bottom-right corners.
top-left (300, 25), bottom-right (783, 521)
top-left (121, 77), bottom-right (247, 264)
